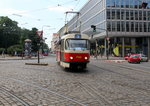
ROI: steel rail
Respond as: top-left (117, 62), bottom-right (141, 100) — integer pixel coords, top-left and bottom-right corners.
top-left (0, 76), bottom-right (87, 106)
top-left (0, 87), bottom-right (30, 106)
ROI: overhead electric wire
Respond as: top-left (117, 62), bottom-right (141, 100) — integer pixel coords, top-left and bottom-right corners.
top-left (11, 0), bottom-right (78, 15)
top-left (73, 0), bottom-right (81, 11)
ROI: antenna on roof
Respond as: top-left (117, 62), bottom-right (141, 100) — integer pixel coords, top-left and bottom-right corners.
top-left (64, 11), bottom-right (80, 34)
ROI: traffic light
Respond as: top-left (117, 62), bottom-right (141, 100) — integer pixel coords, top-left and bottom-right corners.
top-left (91, 25), bottom-right (96, 32)
top-left (142, 2), bottom-right (148, 8)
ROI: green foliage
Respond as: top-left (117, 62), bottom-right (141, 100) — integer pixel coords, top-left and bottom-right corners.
top-left (43, 43), bottom-right (49, 49)
top-left (29, 28), bottom-right (40, 52)
top-left (0, 48), bottom-right (5, 54)
top-left (7, 45), bottom-right (23, 55)
top-left (0, 16), bottom-right (20, 49)
top-left (0, 16), bottom-right (46, 53)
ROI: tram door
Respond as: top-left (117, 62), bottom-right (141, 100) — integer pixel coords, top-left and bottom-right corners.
top-left (60, 39), bottom-right (65, 61)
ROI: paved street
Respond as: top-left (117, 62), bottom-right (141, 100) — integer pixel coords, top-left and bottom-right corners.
top-left (0, 55), bottom-right (150, 106)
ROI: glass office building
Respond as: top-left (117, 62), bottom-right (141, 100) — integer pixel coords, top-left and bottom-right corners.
top-left (62, 0), bottom-right (150, 58)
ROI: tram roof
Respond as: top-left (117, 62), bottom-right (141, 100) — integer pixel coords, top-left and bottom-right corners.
top-left (61, 33), bottom-right (89, 40)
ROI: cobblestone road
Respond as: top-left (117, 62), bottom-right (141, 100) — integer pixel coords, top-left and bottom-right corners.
top-left (0, 56), bottom-right (150, 106)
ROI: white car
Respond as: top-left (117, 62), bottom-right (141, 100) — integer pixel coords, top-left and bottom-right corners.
top-left (138, 54), bottom-right (148, 62)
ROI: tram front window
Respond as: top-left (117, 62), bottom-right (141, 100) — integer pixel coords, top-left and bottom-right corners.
top-left (65, 39), bottom-right (89, 50)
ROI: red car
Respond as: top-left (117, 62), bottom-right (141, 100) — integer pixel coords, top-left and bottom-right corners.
top-left (124, 53), bottom-right (136, 60)
top-left (124, 55), bottom-right (130, 60)
top-left (128, 54), bottom-right (141, 63)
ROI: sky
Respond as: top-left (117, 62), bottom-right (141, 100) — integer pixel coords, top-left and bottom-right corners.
top-left (0, 0), bottom-right (88, 48)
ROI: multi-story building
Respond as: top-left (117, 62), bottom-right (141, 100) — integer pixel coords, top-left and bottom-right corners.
top-left (51, 33), bottom-right (59, 52)
top-left (59, 0), bottom-right (150, 58)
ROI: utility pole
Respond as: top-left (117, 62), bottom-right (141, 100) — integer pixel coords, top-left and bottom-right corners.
top-left (91, 25), bottom-right (109, 60)
top-left (41, 25), bottom-right (50, 55)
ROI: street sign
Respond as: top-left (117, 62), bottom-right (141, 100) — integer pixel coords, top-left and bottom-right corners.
top-left (106, 37), bottom-right (110, 41)
top-left (36, 31), bottom-right (43, 37)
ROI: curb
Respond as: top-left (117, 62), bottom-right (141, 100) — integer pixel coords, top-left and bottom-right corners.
top-left (0, 57), bottom-right (44, 60)
top-left (104, 60), bottom-right (127, 63)
top-left (25, 63), bottom-right (48, 66)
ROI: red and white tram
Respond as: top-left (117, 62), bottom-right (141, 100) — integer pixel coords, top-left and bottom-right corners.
top-left (56, 32), bottom-right (90, 69)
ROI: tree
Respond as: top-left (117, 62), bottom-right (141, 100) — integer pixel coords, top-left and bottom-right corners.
top-left (0, 48), bottom-right (5, 54)
top-left (7, 45), bottom-right (23, 56)
top-left (28, 28), bottom-right (40, 52)
top-left (0, 16), bottom-right (20, 51)
top-left (0, 16), bottom-right (49, 55)
top-left (43, 43), bottom-right (49, 49)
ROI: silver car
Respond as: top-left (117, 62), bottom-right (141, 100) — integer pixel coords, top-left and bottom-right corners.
top-left (138, 54), bottom-right (148, 62)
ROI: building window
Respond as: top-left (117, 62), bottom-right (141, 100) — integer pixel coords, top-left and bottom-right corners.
top-left (120, 0), bottom-right (125, 8)
top-left (139, 22), bottom-right (143, 32)
top-left (107, 9), bottom-right (111, 19)
top-left (125, 0), bottom-right (130, 8)
top-left (111, 0), bottom-right (116, 7)
top-left (130, 0), bottom-right (134, 8)
top-left (135, 11), bottom-right (139, 20)
top-left (135, 0), bottom-right (139, 8)
top-left (126, 22), bottom-right (129, 32)
top-left (148, 1), bottom-right (150, 9)
top-left (139, 11), bottom-right (142, 20)
top-left (117, 21), bottom-right (120, 31)
top-left (148, 22), bottom-right (150, 32)
top-left (148, 11), bottom-right (150, 20)
top-left (135, 22), bottom-right (139, 32)
top-left (106, 0), bottom-right (111, 7)
top-left (126, 10), bottom-right (129, 20)
top-left (121, 10), bottom-right (125, 20)
top-left (144, 22), bottom-right (147, 32)
top-left (116, 0), bottom-right (121, 8)
top-left (131, 22), bottom-right (134, 32)
top-left (112, 9), bottom-right (116, 19)
top-left (143, 11), bottom-right (147, 20)
top-left (121, 21), bottom-right (125, 32)
top-left (107, 21), bottom-right (111, 31)
top-left (130, 10), bottom-right (134, 20)
top-left (116, 9), bottom-right (120, 19)
top-left (112, 21), bottom-right (116, 31)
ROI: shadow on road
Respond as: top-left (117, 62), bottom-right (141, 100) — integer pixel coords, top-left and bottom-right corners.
top-left (63, 67), bottom-right (89, 74)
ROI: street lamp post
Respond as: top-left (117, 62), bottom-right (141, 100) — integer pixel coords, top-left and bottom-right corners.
top-left (37, 43), bottom-right (40, 63)
top-left (41, 25), bottom-right (51, 54)
top-left (91, 25), bottom-right (109, 60)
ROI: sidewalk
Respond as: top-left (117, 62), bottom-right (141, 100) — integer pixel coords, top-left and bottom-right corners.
top-left (90, 55), bottom-right (127, 63)
top-left (0, 56), bottom-right (44, 60)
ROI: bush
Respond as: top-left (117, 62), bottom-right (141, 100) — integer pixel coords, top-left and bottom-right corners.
top-left (0, 48), bottom-right (5, 54)
top-left (7, 45), bottom-right (23, 56)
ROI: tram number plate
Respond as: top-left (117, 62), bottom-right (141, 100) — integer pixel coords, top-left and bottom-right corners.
top-left (76, 56), bottom-right (82, 59)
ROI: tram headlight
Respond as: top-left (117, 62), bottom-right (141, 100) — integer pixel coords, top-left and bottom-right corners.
top-left (85, 57), bottom-right (88, 60)
top-left (70, 57), bottom-right (73, 60)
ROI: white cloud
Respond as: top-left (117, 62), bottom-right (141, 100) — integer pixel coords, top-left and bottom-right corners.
top-left (0, 8), bottom-right (37, 20)
top-left (0, 8), bottom-right (26, 15)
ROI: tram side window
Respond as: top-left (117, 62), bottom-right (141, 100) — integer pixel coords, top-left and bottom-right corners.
top-left (61, 40), bottom-right (64, 50)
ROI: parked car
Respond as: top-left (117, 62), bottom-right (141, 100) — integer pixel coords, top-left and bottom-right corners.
top-left (124, 55), bottom-right (129, 60)
top-left (138, 54), bottom-right (148, 62)
top-left (128, 54), bottom-right (141, 63)
top-left (124, 53), bottom-right (136, 60)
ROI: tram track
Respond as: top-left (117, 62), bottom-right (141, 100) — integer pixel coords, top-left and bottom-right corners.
top-left (78, 81), bottom-right (113, 105)
top-left (0, 76), bottom-right (87, 106)
top-left (86, 63), bottom-right (150, 105)
top-left (109, 62), bottom-right (150, 74)
top-left (0, 87), bottom-right (30, 106)
top-left (89, 62), bottom-right (150, 81)
top-left (89, 62), bottom-right (150, 90)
